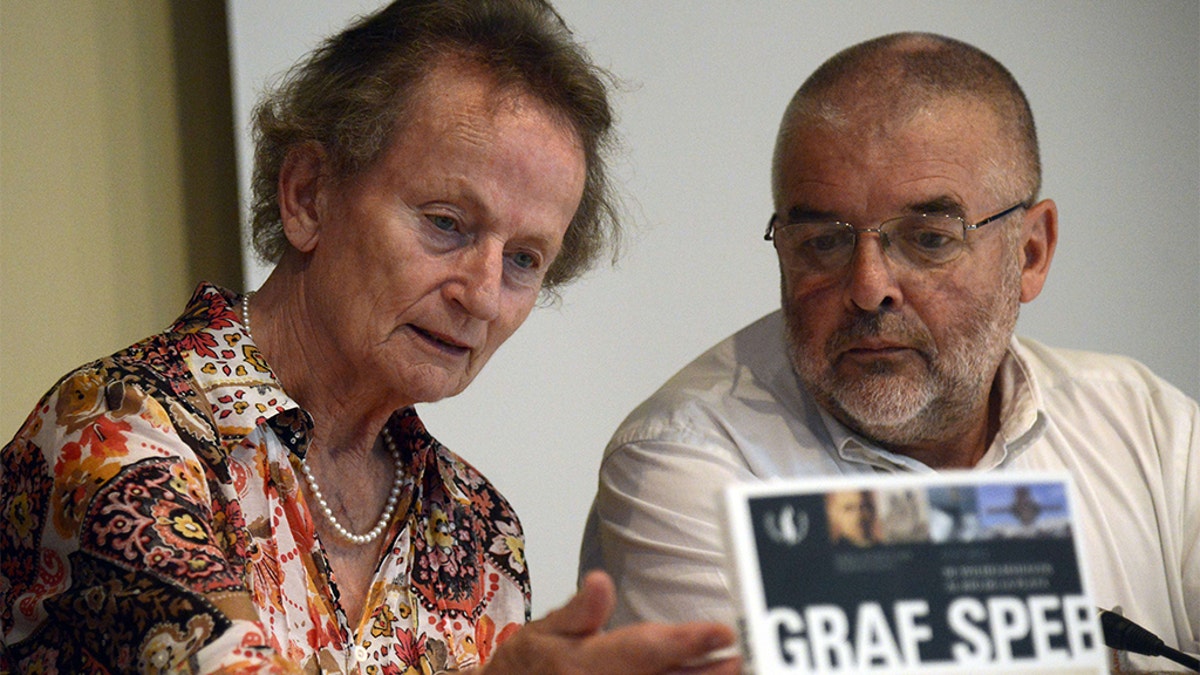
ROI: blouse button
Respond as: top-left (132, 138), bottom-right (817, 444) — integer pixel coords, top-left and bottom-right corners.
top-left (354, 645), bottom-right (369, 662)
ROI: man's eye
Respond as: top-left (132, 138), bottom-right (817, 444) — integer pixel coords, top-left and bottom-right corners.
top-left (801, 230), bottom-right (854, 253)
top-left (906, 229), bottom-right (956, 250)
top-left (428, 214), bottom-right (458, 232)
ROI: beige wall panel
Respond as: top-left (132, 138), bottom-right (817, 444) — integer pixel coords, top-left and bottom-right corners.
top-left (1, 1), bottom-right (190, 434)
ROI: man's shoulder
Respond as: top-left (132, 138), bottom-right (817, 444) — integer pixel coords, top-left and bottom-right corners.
top-left (1014, 336), bottom-right (1194, 405)
top-left (607, 311), bottom-right (796, 449)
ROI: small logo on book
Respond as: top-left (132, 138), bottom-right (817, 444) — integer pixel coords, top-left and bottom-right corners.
top-left (762, 503), bottom-right (809, 546)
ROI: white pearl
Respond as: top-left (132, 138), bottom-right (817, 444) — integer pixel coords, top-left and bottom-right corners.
top-left (240, 292), bottom-right (255, 341)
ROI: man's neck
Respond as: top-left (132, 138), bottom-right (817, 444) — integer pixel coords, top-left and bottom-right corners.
top-left (874, 383), bottom-right (1003, 470)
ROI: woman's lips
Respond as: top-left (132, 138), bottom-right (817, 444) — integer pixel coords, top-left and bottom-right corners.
top-left (409, 325), bottom-right (470, 356)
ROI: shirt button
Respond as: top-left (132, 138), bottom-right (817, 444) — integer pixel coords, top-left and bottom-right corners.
top-left (354, 645), bottom-right (369, 662)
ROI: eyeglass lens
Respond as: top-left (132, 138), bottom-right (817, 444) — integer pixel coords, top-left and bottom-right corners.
top-left (774, 214), bottom-right (970, 273)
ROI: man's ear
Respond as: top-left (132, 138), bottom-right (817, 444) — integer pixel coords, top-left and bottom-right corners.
top-left (278, 143), bottom-right (328, 254)
top-left (1018, 198), bottom-right (1058, 303)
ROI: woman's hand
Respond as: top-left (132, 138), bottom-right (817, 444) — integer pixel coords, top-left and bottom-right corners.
top-left (479, 570), bottom-right (741, 674)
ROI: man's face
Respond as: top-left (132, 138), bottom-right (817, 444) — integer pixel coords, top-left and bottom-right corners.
top-left (293, 59), bottom-right (586, 407)
top-left (826, 490), bottom-right (877, 547)
top-left (774, 100), bottom-right (1025, 450)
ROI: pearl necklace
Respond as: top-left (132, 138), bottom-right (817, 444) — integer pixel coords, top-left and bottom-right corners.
top-left (299, 427), bottom-right (404, 545)
top-left (240, 292), bottom-right (404, 546)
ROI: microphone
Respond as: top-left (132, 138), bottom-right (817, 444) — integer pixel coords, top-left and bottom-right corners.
top-left (1098, 607), bottom-right (1199, 672)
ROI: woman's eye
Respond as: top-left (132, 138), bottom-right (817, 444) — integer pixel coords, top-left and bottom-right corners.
top-left (510, 251), bottom-right (539, 270)
top-left (416, 211), bottom-right (471, 252)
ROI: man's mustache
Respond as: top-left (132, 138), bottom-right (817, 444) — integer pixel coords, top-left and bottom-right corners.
top-left (826, 312), bottom-right (937, 360)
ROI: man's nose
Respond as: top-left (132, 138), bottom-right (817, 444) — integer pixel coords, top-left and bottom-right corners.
top-left (844, 232), bottom-right (902, 312)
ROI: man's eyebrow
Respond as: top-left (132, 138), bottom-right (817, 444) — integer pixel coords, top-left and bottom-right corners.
top-left (784, 205), bottom-right (841, 224)
top-left (907, 196), bottom-right (966, 217)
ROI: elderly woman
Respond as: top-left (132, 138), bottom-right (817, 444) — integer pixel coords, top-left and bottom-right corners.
top-left (0, 1), bottom-right (737, 673)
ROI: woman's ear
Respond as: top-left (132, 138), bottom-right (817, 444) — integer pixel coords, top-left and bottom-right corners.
top-left (1018, 198), bottom-right (1058, 303)
top-left (278, 143), bottom-right (328, 253)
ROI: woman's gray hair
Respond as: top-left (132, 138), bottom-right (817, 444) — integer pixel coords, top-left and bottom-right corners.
top-left (250, 0), bottom-right (619, 289)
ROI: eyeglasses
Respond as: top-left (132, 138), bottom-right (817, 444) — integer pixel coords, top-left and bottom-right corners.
top-left (764, 201), bottom-right (1029, 275)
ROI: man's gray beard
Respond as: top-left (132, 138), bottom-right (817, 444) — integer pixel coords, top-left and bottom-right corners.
top-left (785, 264), bottom-right (1021, 448)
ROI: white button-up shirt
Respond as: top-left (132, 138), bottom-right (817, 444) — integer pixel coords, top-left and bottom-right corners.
top-left (580, 310), bottom-right (1198, 671)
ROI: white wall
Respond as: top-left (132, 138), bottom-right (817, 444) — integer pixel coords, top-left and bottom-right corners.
top-left (228, 0), bottom-right (1200, 616)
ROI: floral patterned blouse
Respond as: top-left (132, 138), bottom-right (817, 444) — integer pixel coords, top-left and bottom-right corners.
top-left (1, 283), bottom-right (531, 673)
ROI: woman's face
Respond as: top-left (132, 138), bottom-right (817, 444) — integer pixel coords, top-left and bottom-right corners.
top-left (290, 59), bottom-right (586, 406)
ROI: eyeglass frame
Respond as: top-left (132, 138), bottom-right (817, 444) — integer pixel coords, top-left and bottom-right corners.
top-left (763, 200), bottom-right (1031, 271)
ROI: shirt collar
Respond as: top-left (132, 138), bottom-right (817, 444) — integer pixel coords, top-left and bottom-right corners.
top-left (986, 337), bottom-right (1047, 466)
top-left (393, 408), bottom-right (472, 506)
top-left (172, 284), bottom-right (469, 505)
top-left (173, 283), bottom-right (304, 447)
